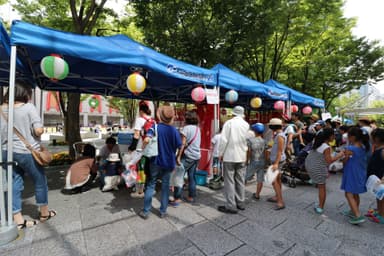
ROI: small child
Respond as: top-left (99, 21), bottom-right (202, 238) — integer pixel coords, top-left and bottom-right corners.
top-left (366, 128), bottom-right (384, 224)
top-left (246, 123), bottom-right (266, 200)
top-left (341, 126), bottom-right (370, 225)
top-left (100, 153), bottom-right (123, 191)
top-left (211, 130), bottom-right (222, 180)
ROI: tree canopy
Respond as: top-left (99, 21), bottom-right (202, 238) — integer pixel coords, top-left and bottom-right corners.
top-left (131, 0), bottom-right (384, 108)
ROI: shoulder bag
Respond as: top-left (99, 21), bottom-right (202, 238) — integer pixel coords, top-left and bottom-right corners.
top-left (0, 107), bottom-right (52, 166)
top-left (142, 124), bottom-right (158, 157)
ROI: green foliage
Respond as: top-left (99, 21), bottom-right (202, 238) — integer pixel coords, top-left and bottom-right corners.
top-left (107, 97), bottom-right (138, 127)
top-left (330, 92), bottom-right (360, 115)
top-left (132, 0), bottom-right (384, 108)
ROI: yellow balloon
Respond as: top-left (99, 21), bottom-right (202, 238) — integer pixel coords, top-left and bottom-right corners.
top-left (250, 97), bottom-right (262, 108)
top-left (127, 73), bottom-right (146, 94)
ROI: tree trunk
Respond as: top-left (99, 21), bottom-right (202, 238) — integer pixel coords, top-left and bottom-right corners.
top-left (65, 93), bottom-right (82, 159)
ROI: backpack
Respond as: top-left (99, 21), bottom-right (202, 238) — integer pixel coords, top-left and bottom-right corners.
top-left (141, 117), bottom-right (156, 139)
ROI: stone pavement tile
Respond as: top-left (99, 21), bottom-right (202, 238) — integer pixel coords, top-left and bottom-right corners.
top-left (239, 202), bottom-right (288, 230)
top-left (30, 231), bottom-right (86, 256)
top-left (315, 219), bottom-right (384, 255)
top-left (284, 207), bottom-right (323, 229)
top-left (228, 220), bottom-right (293, 256)
top-left (80, 204), bottom-right (128, 230)
top-left (226, 244), bottom-right (262, 256)
top-left (283, 244), bottom-right (318, 256)
top-left (273, 221), bottom-right (341, 256)
top-left (0, 228), bottom-right (34, 255)
top-left (128, 215), bottom-right (191, 256)
top-left (196, 206), bottom-right (247, 230)
top-left (175, 245), bottom-right (205, 256)
top-left (166, 204), bottom-right (206, 230)
top-left (33, 221), bottom-right (83, 241)
top-left (84, 219), bottom-right (144, 256)
top-left (182, 221), bottom-right (243, 256)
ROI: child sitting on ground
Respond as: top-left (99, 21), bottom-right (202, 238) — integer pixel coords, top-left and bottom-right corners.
top-left (246, 123), bottom-right (266, 200)
top-left (64, 144), bottom-right (97, 194)
top-left (366, 128), bottom-right (384, 224)
top-left (100, 153), bottom-right (123, 191)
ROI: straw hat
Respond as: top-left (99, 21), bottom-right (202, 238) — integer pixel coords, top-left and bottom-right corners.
top-left (158, 105), bottom-right (175, 124)
top-left (107, 153), bottom-right (120, 162)
top-left (268, 118), bottom-right (283, 126)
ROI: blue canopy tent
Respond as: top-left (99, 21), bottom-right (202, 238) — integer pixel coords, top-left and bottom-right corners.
top-left (265, 79), bottom-right (325, 108)
top-left (0, 22), bottom-right (30, 87)
top-left (9, 20), bottom-right (218, 102)
top-left (211, 64), bottom-right (289, 109)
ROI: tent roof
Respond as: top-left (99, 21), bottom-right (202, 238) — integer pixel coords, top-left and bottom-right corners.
top-left (265, 79), bottom-right (325, 108)
top-left (10, 20), bottom-right (217, 102)
top-left (211, 64), bottom-right (288, 101)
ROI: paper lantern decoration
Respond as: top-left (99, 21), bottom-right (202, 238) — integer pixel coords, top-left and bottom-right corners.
top-left (127, 73), bottom-right (146, 94)
top-left (88, 97), bottom-right (99, 108)
top-left (302, 106), bottom-right (313, 115)
top-left (274, 100), bottom-right (285, 110)
top-left (225, 90), bottom-right (238, 104)
top-left (250, 97), bottom-right (262, 108)
top-left (291, 104), bottom-right (298, 113)
top-left (191, 87), bottom-right (206, 102)
top-left (40, 55), bottom-right (69, 80)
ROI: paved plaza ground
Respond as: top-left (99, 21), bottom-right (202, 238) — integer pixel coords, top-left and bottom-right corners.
top-left (0, 156), bottom-right (383, 255)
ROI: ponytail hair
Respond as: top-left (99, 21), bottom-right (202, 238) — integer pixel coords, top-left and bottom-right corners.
top-left (313, 128), bottom-right (334, 149)
top-left (348, 126), bottom-right (371, 152)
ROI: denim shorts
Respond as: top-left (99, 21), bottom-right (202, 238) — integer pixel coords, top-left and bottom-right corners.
top-left (249, 160), bottom-right (265, 182)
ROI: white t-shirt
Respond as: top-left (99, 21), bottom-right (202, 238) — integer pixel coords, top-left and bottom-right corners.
top-left (211, 134), bottom-right (221, 157)
top-left (133, 116), bottom-right (151, 149)
top-left (316, 143), bottom-right (330, 154)
top-left (284, 125), bottom-right (295, 135)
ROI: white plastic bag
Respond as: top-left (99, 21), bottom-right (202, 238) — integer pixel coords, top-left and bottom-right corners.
top-left (366, 175), bottom-right (384, 200)
top-left (264, 165), bottom-right (279, 185)
top-left (121, 166), bottom-right (137, 188)
top-left (170, 164), bottom-right (185, 187)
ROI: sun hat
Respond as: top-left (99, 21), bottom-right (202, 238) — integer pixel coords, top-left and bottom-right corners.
top-left (268, 118), bottom-right (283, 126)
top-left (311, 114), bottom-right (319, 121)
top-left (358, 116), bottom-right (371, 123)
top-left (232, 106), bottom-right (245, 117)
top-left (107, 153), bottom-right (120, 162)
top-left (158, 105), bottom-right (175, 124)
top-left (332, 117), bottom-right (342, 124)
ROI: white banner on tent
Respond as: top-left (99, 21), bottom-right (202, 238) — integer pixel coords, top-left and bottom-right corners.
top-left (322, 112), bottom-right (332, 121)
top-left (205, 88), bottom-right (219, 104)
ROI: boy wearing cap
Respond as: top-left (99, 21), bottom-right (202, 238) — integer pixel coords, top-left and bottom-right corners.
top-left (217, 106), bottom-right (250, 214)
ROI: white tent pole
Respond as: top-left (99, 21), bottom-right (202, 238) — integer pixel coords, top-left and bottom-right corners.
top-left (7, 46), bottom-right (16, 225)
top-left (0, 45), bottom-right (18, 246)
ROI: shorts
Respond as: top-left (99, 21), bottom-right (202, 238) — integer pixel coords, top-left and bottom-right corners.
top-left (248, 160), bottom-right (265, 182)
top-left (212, 157), bottom-right (220, 168)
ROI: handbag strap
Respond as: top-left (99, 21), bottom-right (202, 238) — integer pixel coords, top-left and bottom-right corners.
top-left (186, 126), bottom-right (199, 149)
top-left (0, 106), bottom-right (34, 151)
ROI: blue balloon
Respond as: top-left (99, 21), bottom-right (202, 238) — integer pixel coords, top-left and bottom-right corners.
top-left (225, 90), bottom-right (238, 103)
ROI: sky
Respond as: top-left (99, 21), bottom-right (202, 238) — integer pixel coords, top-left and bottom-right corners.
top-left (0, 0), bottom-right (383, 90)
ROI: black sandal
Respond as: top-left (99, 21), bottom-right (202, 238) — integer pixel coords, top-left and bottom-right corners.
top-left (17, 219), bottom-right (38, 230)
top-left (39, 210), bottom-right (57, 222)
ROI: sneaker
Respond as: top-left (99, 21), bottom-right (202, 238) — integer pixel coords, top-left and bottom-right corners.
top-left (159, 212), bottom-right (167, 219)
top-left (341, 210), bottom-right (354, 218)
top-left (169, 200), bottom-right (180, 207)
top-left (314, 207), bottom-right (324, 214)
top-left (349, 215), bottom-right (366, 225)
top-left (131, 192), bottom-right (145, 198)
top-left (138, 210), bottom-right (149, 220)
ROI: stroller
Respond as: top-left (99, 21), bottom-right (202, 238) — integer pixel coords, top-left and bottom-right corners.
top-left (281, 142), bottom-right (312, 188)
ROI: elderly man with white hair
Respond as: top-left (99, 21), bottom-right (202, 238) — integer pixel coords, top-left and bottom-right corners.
top-left (217, 106), bottom-right (250, 214)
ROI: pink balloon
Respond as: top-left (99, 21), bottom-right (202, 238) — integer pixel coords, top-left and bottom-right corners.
top-left (274, 100), bottom-right (285, 110)
top-left (291, 105), bottom-right (298, 113)
top-left (191, 87), bottom-right (206, 102)
top-left (302, 106), bottom-right (313, 115)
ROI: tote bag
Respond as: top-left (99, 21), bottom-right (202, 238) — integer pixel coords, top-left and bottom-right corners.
top-left (142, 125), bottom-right (158, 157)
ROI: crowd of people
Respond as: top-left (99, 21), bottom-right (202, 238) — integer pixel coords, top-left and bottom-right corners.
top-left (2, 81), bottom-right (383, 231)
